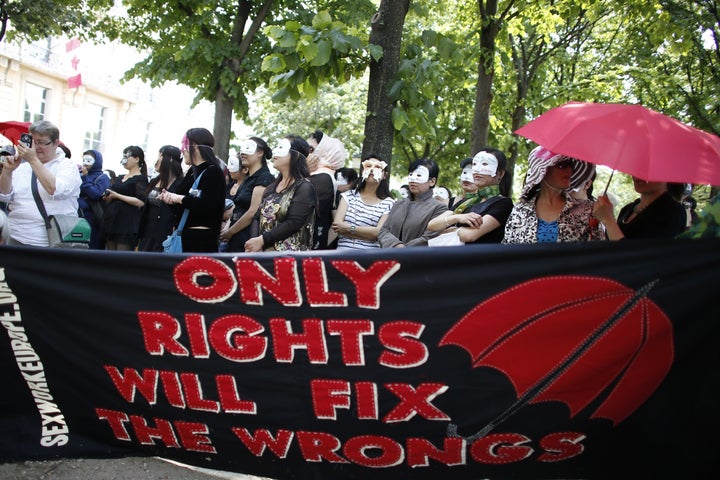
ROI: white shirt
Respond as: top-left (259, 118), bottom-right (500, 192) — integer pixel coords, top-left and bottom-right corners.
top-left (0, 154), bottom-right (82, 246)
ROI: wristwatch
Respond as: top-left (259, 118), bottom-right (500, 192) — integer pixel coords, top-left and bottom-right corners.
top-left (350, 225), bottom-right (356, 234)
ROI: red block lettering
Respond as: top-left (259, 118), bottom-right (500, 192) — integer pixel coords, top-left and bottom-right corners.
top-left (355, 381), bottom-right (378, 420)
top-left (295, 431), bottom-right (348, 463)
top-left (311, 379), bottom-right (351, 419)
top-left (469, 433), bottom-right (533, 464)
top-left (406, 437), bottom-right (466, 467)
top-left (232, 428), bottom-right (294, 458)
top-left (326, 320), bottom-right (373, 366)
top-left (130, 415), bottom-right (180, 448)
top-left (104, 366), bottom-right (158, 404)
top-left (378, 321), bottom-right (428, 368)
top-left (270, 318), bottom-right (327, 363)
top-left (174, 257), bottom-right (237, 303)
top-left (303, 258), bottom-right (347, 307)
top-left (209, 314), bottom-right (267, 362)
top-left (175, 421), bottom-right (216, 453)
top-left (537, 432), bottom-right (586, 462)
top-left (180, 373), bottom-right (220, 412)
top-left (235, 258), bottom-right (301, 306)
top-left (383, 383), bottom-right (450, 422)
top-left (343, 435), bottom-right (404, 467)
top-left (96, 408), bottom-right (131, 441)
top-left (159, 370), bottom-right (185, 408)
top-left (331, 260), bottom-right (400, 309)
top-left (217, 375), bottom-right (257, 414)
top-left (137, 312), bottom-right (188, 356)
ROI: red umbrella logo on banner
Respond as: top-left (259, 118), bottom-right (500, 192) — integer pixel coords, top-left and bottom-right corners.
top-left (440, 276), bottom-right (674, 441)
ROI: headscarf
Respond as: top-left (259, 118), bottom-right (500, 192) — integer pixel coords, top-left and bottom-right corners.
top-left (313, 134), bottom-right (347, 170)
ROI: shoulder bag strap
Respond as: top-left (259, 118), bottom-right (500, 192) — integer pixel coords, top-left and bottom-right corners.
top-left (30, 171), bottom-right (51, 230)
top-left (176, 170), bottom-right (206, 234)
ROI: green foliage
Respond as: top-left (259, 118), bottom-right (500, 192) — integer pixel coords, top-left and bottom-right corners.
top-left (247, 74), bottom-right (368, 160)
top-left (261, 10), bottom-right (371, 102)
top-left (0, 0), bottom-right (113, 43)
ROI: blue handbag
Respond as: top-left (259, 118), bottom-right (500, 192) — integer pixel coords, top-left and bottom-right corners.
top-left (162, 171), bottom-right (205, 253)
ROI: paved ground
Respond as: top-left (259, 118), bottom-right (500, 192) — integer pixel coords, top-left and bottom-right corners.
top-left (0, 457), bottom-right (274, 480)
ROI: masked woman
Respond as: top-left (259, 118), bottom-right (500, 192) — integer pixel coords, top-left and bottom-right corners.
top-left (101, 145), bottom-right (148, 250)
top-left (158, 128), bottom-right (226, 252)
top-left (219, 137), bottom-right (275, 252)
top-left (79, 149), bottom-right (111, 249)
top-left (428, 148), bottom-right (513, 244)
top-left (378, 157), bottom-right (448, 247)
top-left (332, 155), bottom-right (395, 249)
top-left (244, 138), bottom-right (317, 252)
top-left (137, 145), bottom-right (183, 252)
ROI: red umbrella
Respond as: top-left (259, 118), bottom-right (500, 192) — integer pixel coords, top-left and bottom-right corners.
top-left (515, 102), bottom-right (720, 185)
top-left (0, 120), bottom-right (32, 145)
top-left (441, 276), bottom-right (673, 441)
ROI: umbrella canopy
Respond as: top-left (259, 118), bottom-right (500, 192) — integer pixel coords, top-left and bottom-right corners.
top-left (0, 120), bottom-right (32, 145)
top-left (515, 102), bottom-right (720, 186)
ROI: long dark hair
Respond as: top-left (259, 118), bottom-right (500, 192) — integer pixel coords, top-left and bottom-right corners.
top-left (149, 145), bottom-right (183, 192)
top-left (250, 136), bottom-right (272, 165)
top-left (358, 153), bottom-right (392, 200)
top-left (264, 149), bottom-right (310, 198)
top-left (186, 128), bottom-right (220, 168)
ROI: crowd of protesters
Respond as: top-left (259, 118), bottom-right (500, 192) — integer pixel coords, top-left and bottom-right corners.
top-left (0, 119), bottom-right (715, 251)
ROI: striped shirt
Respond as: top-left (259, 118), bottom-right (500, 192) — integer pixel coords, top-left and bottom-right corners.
top-left (337, 190), bottom-right (395, 250)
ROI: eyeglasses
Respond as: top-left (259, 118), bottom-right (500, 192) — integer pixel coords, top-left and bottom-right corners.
top-left (35, 139), bottom-right (54, 147)
top-left (554, 160), bottom-right (573, 170)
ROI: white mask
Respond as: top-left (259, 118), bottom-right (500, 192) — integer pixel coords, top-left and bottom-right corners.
top-left (273, 139), bottom-right (291, 158)
top-left (472, 152), bottom-right (499, 177)
top-left (227, 156), bottom-right (240, 173)
top-left (407, 165), bottom-right (430, 184)
top-left (399, 188), bottom-right (409, 199)
top-left (82, 155), bottom-right (95, 168)
top-left (336, 173), bottom-right (348, 186)
top-left (240, 139), bottom-right (258, 155)
top-left (433, 188), bottom-right (449, 200)
top-left (460, 166), bottom-right (474, 183)
top-left (361, 159), bottom-right (387, 181)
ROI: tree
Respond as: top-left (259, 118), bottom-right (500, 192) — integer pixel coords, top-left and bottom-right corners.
top-left (247, 76), bottom-right (368, 158)
top-left (96, 1), bottom-right (375, 161)
top-left (0, 0), bottom-right (111, 43)
top-left (361, 0), bottom-right (410, 166)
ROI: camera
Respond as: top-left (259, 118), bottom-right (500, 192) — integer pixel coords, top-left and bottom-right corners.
top-left (19, 133), bottom-right (32, 148)
top-left (0, 145), bottom-right (15, 164)
top-left (0, 145), bottom-right (15, 156)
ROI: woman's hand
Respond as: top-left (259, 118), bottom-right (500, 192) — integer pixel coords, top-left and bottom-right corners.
top-left (456, 212), bottom-right (483, 229)
top-left (244, 236), bottom-right (264, 252)
top-left (158, 189), bottom-right (183, 205)
top-left (592, 195), bottom-right (614, 223)
top-left (219, 227), bottom-right (234, 242)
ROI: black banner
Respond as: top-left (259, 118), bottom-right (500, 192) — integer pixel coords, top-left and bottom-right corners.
top-left (0, 240), bottom-right (718, 479)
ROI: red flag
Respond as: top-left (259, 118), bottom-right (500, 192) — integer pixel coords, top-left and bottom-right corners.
top-left (67, 74), bottom-right (82, 89)
top-left (66, 37), bottom-right (81, 53)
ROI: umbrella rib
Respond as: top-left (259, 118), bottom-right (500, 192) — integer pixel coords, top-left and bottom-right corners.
top-left (451, 279), bottom-right (658, 442)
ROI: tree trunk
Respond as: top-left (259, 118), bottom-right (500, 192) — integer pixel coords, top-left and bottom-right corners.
top-left (471, 0), bottom-right (499, 154)
top-left (362, 0), bottom-right (410, 170)
top-left (214, 88), bottom-right (234, 163)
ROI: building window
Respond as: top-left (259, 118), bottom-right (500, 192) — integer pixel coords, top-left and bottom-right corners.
top-left (83, 103), bottom-right (106, 151)
top-left (23, 83), bottom-right (48, 123)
